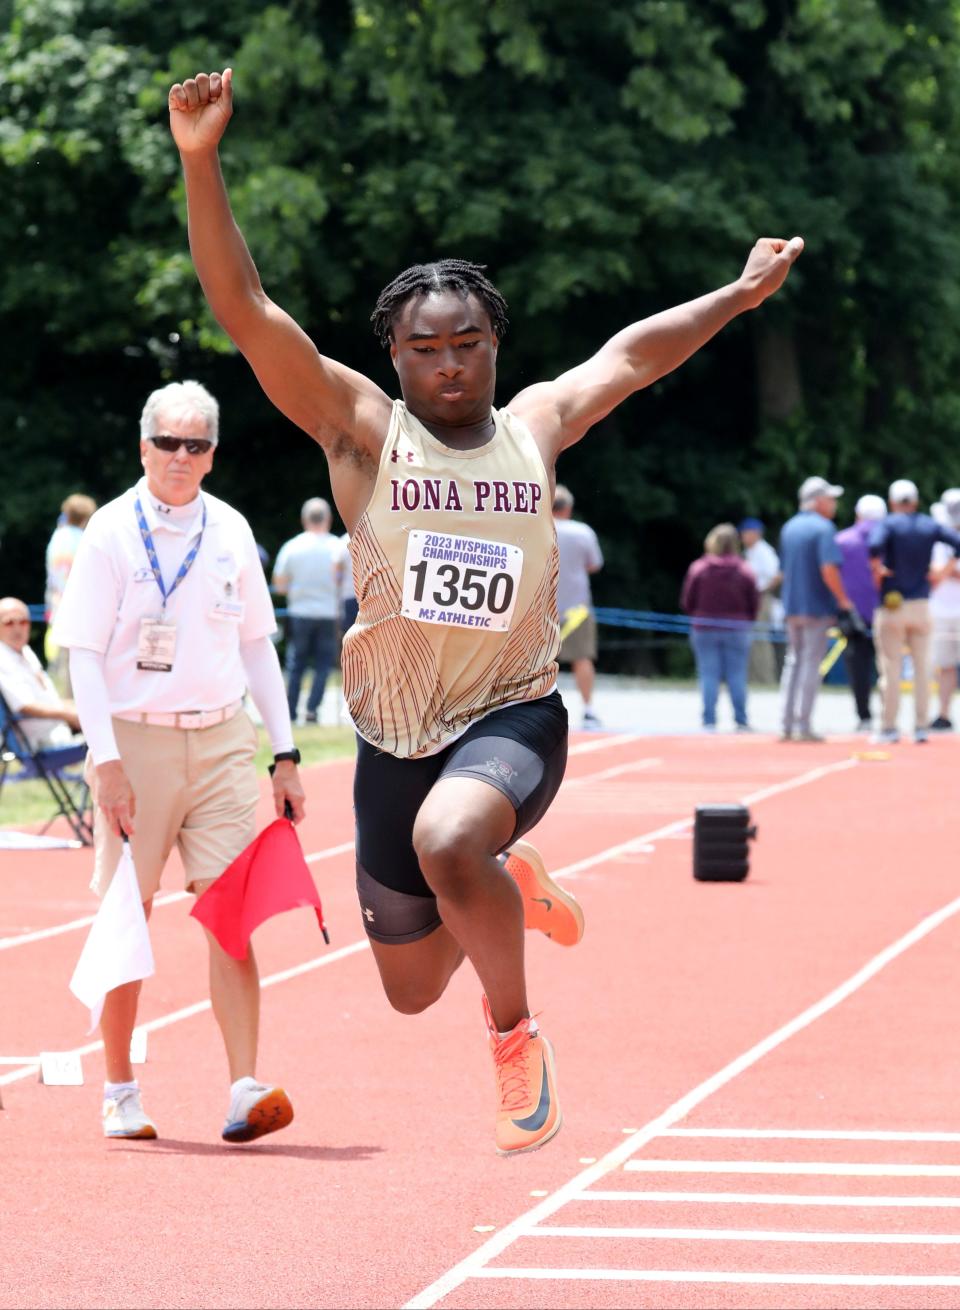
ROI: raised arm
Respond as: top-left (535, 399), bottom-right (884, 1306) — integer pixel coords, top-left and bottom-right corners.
top-left (168, 70), bottom-right (390, 457)
top-left (510, 237), bottom-right (804, 458)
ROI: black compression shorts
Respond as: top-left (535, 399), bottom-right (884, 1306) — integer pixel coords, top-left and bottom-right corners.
top-left (354, 691), bottom-right (568, 944)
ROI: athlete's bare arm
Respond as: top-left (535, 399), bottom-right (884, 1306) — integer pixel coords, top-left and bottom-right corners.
top-left (169, 69), bottom-right (391, 527)
top-left (510, 237), bottom-right (804, 461)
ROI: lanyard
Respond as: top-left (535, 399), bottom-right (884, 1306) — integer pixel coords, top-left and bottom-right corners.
top-left (134, 496), bottom-right (207, 611)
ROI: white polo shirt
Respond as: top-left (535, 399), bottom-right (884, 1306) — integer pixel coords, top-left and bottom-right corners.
top-left (53, 478), bottom-right (276, 714)
top-left (0, 642), bottom-right (73, 750)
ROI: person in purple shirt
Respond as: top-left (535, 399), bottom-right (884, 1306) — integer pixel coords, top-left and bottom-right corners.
top-left (868, 479), bottom-right (960, 743)
top-left (681, 523), bottom-right (759, 731)
top-left (836, 494), bottom-right (886, 731)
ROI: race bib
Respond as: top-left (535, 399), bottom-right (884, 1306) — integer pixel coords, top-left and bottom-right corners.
top-left (401, 531), bottom-right (522, 633)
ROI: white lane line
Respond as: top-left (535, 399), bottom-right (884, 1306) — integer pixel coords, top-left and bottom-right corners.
top-left (562, 759), bottom-right (661, 788)
top-left (0, 938), bottom-right (370, 1088)
top-left (579, 1191), bottom-right (960, 1208)
top-left (663, 1127), bottom-right (960, 1142)
top-left (549, 756), bottom-right (857, 882)
top-left (403, 885), bottom-right (960, 1308)
top-left (532, 1225), bottom-right (960, 1244)
top-left (472, 1269), bottom-right (960, 1287)
top-left (0, 756), bottom-right (863, 1097)
top-left (567, 734), bottom-right (646, 756)
top-left (624, 1161), bottom-right (960, 1177)
top-left (0, 840), bottom-right (355, 952)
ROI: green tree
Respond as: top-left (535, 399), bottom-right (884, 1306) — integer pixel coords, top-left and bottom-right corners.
top-left (4, 0), bottom-right (960, 662)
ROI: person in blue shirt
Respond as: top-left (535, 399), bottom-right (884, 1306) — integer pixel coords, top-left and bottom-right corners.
top-left (869, 479), bottom-right (960, 744)
top-left (778, 476), bottom-right (861, 742)
top-left (272, 498), bottom-right (347, 723)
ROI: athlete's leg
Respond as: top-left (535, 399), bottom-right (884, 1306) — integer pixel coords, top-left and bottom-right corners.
top-left (413, 777), bottom-right (528, 1033)
top-left (367, 928), bottom-right (465, 1015)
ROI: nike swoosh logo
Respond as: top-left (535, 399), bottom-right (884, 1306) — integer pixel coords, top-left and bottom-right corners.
top-left (532, 896), bottom-right (552, 912)
top-left (512, 1054), bottom-right (551, 1131)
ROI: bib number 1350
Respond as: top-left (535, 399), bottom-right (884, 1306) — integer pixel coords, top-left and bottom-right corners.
top-left (401, 531), bottom-right (523, 632)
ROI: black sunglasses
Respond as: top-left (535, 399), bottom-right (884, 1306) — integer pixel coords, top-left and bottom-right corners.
top-left (148, 435), bottom-right (215, 455)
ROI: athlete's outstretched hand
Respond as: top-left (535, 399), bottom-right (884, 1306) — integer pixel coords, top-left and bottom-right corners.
top-left (737, 236), bottom-right (804, 310)
top-left (168, 68), bottom-right (233, 154)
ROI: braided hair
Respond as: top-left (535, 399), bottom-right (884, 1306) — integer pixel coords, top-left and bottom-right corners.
top-left (370, 259), bottom-right (509, 346)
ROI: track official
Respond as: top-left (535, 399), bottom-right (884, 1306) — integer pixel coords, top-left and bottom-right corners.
top-left (54, 380), bottom-right (305, 1144)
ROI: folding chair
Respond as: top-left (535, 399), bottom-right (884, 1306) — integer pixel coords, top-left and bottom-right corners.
top-left (0, 688), bottom-right (93, 845)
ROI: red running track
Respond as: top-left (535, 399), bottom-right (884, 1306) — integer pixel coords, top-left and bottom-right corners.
top-left (3, 730), bottom-right (960, 1309)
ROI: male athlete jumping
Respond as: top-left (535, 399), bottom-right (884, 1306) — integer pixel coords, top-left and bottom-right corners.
top-left (169, 68), bottom-right (802, 1155)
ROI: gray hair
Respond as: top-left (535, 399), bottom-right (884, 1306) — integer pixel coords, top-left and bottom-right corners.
top-left (301, 497), bottom-right (331, 526)
top-left (139, 381), bottom-right (219, 444)
top-left (552, 484), bottom-right (574, 513)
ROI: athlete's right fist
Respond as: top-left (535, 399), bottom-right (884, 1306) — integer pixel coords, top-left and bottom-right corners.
top-left (168, 68), bottom-right (233, 153)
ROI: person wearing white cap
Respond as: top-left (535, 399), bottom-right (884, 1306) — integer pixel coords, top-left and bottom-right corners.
top-left (926, 490), bottom-right (960, 731)
top-left (868, 480), bottom-right (960, 743)
top-left (777, 477), bottom-right (863, 741)
top-left (835, 494), bottom-right (887, 730)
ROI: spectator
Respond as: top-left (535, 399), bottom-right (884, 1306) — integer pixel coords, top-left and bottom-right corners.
top-left (552, 485), bottom-right (604, 728)
top-left (681, 523), bottom-right (759, 731)
top-left (928, 489), bottom-right (960, 731)
top-left (778, 476), bottom-right (860, 742)
top-left (44, 493), bottom-right (97, 693)
top-left (835, 493), bottom-right (886, 731)
top-left (0, 596), bottom-right (81, 749)
top-left (870, 479), bottom-right (960, 744)
top-left (339, 531), bottom-right (358, 631)
top-left (738, 517), bottom-right (781, 684)
top-left (272, 497), bottom-right (347, 724)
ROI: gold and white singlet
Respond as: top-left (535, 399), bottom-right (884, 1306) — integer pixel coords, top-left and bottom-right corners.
top-left (342, 400), bottom-right (560, 758)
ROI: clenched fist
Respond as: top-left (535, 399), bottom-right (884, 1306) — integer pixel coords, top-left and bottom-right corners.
top-left (169, 68), bottom-right (234, 154)
top-left (737, 236), bottom-right (804, 310)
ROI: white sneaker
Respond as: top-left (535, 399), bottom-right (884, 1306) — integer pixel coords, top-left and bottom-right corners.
top-left (222, 1080), bottom-right (294, 1144)
top-left (102, 1087), bottom-right (157, 1139)
top-left (581, 709), bottom-right (603, 730)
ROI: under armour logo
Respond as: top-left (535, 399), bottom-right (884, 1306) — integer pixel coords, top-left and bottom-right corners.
top-left (390, 449), bottom-right (415, 464)
top-left (363, 907), bottom-right (375, 922)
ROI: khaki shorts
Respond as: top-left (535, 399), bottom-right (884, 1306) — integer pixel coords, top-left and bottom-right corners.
top-left (87, 709), bottom-right (259, 901)
top-left (932, 618), bottom-right (960, 669)
top-left (558, 609), bottom-right (597, 664)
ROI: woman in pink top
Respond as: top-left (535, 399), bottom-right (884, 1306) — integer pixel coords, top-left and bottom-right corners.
top-left (681, 523), bottom-right (760, 730)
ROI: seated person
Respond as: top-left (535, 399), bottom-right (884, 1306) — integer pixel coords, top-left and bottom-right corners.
top-left (0, 596), bottom-right (81, 750)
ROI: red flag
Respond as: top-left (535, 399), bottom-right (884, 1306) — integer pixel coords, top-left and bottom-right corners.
top-left (191, 819), bottom-right (329, 959)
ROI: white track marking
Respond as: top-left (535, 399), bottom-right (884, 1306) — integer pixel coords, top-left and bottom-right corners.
top-left (549, 756), bottom-right (857, 882)
top-left (0, 840), bottom-right (354, 952)
top-left (664, 1128), bottom-right (960, 1142)
top-left (562, 758), bottom-right (661, 788)
top-left (532, 1225), bottom-right (960, 1244)
top-left (0, 756), bottom-right (850, 946)
top-left (624, 1161), bottom-right (960, 1177)
top-left (403, 886), bottom-right (960, 1308)
top-left (567, 734), bottom-right (646, 756)
top-left (0, 754), bottom-right (856, 1088)
top-left (472, 1269), bottom-right (960, 1287)
top-left (0, 938), bottom-right (370, 1088)
top-left (579, 1191), bottom-right (960, 1208)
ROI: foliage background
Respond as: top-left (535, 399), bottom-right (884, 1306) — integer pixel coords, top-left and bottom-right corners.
top-left (4, 0), bottom-right (960, 650)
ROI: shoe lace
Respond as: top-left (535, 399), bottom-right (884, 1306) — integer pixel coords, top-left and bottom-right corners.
top-left (492, 1023), bottom-right (533, 1113)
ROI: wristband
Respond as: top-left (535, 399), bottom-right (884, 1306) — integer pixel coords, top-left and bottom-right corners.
top-left (271, 749), bottom-right (301, 769)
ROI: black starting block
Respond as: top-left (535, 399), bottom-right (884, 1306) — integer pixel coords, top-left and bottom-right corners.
top-left (693, 804), bottom-right (757, 882)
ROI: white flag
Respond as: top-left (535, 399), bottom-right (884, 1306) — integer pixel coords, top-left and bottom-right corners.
top-left (69, 843), bottom-right (155, 1033)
